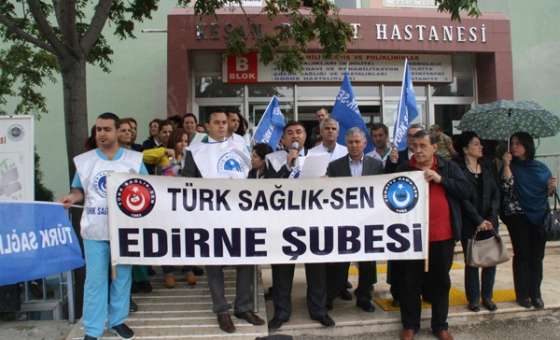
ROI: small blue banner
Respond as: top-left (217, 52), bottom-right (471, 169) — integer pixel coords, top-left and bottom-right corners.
top-left (393, 59), bottom-right (419, 151)
top-left (0, 202), bottom-right (84, 285)
top-left (252, 96), bottom-right (286, 149)
top-left (331, 72), bottom-right (374, 153)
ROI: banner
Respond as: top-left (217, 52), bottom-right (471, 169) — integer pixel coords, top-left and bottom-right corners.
top-left (108, 171), bottom-right (429, 266)
top-left (393, 59), bottom-right (419, 151)
top-left (0, 116), bottom-right (34, 200)
top-left (252, 96), bottom-right (286, 149)
top-left (331, 72), bottom-right (374, 153)
top-left (0, 202), bottom-right (85, 285)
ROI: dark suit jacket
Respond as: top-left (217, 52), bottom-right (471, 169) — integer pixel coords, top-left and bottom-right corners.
top-left (181, 150), bottom-right (202, 178)
top-left (384, 148), bottom-right (411, 173)
top-left (455, 158), bottom-right (500, 239)
top-left (327, 154), bottom-right (384, 177)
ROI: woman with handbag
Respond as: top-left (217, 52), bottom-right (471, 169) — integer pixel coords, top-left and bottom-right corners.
top-left (454, 131), bottom-right (501, 312)
top-left (500, 131), bottom-right (556, 309)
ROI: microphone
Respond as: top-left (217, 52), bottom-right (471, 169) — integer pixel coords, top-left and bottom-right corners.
top-left (289, 141), bottom-right (300, 167)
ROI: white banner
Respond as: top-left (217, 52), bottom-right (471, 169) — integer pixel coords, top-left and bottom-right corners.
top-left (0, 116), bottom-right (34, 201)
top-left (223, 53), bottom-right (452, 83)
top-left (108, 171), bottom-right (429, 266)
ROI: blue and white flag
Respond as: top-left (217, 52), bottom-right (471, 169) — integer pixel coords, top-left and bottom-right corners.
top-left (331, 72), bottom-right (374, 153)
top-left (252, 96), bottom-right (286, 149)
top-left (0, 202), bottom-right (84, 285)
top-left (393, 59), bottom-right (419, 151)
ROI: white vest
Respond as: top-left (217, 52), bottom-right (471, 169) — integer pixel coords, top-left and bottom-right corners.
top-left (74, 149), bottom-right (143, 240)
top-left (190, 138), bottom-right (250, 179)
top-left (308, 143), bottom-right (348, 161)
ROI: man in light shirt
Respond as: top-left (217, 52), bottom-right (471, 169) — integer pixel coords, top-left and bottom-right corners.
top-left (366, 123), bottom-right (391, 166)
top-left (308, 118), bottom-right (348, 161)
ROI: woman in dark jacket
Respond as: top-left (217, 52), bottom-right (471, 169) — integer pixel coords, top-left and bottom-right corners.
top-left (500, 132), bottom-right (556, 309)
top-left (248, 143), bottom-right (273, 179)
top-left (454, 131), bottom-right (500, 312)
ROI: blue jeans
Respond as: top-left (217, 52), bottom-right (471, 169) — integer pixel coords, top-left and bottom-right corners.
top-left (83, 240), bottom-right (132, 337)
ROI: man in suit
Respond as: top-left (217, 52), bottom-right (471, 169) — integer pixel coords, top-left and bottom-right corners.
top-left (326, 127), bottom-right (384, 312)
top-left (385, 122), bottom-right (424, 306)
top-left (181, 110), bottom-right (264, 334)
top-left (264, 121), bottom-right (335, 331)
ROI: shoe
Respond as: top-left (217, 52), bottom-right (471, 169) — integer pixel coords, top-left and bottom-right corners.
top-left (83, 336), bottom-right (97, 340)
top-left (310, 314), bottom-right (335, 327)
top-left (192, 266), bottom-right (204, 276)
top-left (164, 274), bottom-right (176, 289)
top-left (185, 272), bottom-right (197, 286)
top-left (517, 298), bottom-right (532, 309)
top-left (339, 289), bottom-right (352, 301)
top-left (111, 323), bottom-right (135, 339)
top-left (356, 300), bottom-right (376, 312)
top-left (129, 299), bottom-right (138, 313)
top-left (345, 281), bottom-right (353, 289)
top-left (268, 317), bottom-right (287, 331)
top-left (434, 330), bottom-right (454, 340)
top-left (482, 299), bottom-right (497, 311)
top-left (235, 311), bottom-right (265, 325)
top-left (531, 297), bottom-right (544, 309)
top-left (400, 329), bottom-right (415, 340)
top-left (467, 302), bottom-right (480, 312)
top-left (217, 313), bottom-right (236, 333)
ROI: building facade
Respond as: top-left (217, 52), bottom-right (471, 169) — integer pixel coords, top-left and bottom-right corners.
top-left (167, 6), bottom-right (512, 138)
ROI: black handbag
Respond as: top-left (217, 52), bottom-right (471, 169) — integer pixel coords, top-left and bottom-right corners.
top-left (543, 192), bottom-right (560, 241)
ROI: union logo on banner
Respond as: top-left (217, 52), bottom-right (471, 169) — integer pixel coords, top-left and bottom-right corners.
top-left (116, 178), bottom-right (156, 218)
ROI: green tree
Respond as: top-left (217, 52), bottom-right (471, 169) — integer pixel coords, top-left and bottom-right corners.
top-left (0, 0), bottom-right (479, 176)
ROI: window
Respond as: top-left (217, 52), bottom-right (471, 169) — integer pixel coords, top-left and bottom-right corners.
top-left (431, 55), bottom-right (475, 97)
top-left (195, 76), bottom-right (243, 98)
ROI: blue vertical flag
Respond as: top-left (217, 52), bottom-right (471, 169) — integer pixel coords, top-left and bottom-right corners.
top-left (331, 72), bottom-right (374, 153)
top-left (393, 59), bottom-right (419, 151)
top-left (252, 96), bottom-right (286, 149)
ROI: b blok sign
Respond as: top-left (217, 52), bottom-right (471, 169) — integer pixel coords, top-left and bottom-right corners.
top-left (225, 53), bottom-right (258, 83)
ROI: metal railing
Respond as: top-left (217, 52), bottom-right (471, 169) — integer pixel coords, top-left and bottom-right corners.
top-left (20, 271), bottom-right (76, 322)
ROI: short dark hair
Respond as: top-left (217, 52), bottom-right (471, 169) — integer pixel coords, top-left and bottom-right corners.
top-left (413, 129), bottom-right (438, 145)
top-left (510, 131), bottom-right (536, 160)
top-left (283, 121), bottom-right (305, 134)
top-left (183, 113), bottom-right (198, 124)
top-left (149, 118), bottom-right (161, 126)
top-left (158, 120), bottom-right (174, 132)
top-left (371, 123), bottom-right (388, 136)
top-left (252, 143), bottom-right (273, 160)
top-left (454, 131), bottom-right (480, 159)
top-left (97, 112), bottom-right (119, 128)
top-left (206, 109), bottom-right (227, 123)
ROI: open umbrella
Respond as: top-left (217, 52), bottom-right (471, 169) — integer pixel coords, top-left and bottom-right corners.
top-left (458, 100), bottom-right (560, 140)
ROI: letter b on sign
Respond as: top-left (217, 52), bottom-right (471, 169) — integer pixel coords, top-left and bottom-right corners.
top-left (227, 53), bottom-right (258, 83)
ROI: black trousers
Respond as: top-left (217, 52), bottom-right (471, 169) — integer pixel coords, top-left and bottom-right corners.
top-left (327, 261), bottom-right (376, 303)
top-left (399, 239), bottom-right (455, 333)
top-left (502, 214), bottom-right (546, 300)
top-left (271, 263), bottom-right (327, 321)
top-left (460, 237), bottom-right (497, 303)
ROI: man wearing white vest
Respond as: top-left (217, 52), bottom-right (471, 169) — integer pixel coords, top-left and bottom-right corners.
top-left (308, 118), bottom-right (348, 162)
top-left (59, 112), bottom-right (148, 340)
top-left (181, 110), bottom-right (264, 334)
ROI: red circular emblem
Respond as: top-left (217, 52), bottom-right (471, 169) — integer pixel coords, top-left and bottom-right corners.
top-left (116, 178), bottom-right (156, 218)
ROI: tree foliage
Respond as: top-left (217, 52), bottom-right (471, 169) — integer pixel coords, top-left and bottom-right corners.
top-left (0, 0), bottom-right (479, 118)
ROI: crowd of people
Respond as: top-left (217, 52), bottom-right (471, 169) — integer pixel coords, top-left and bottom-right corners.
top-left (59, 107), bottom-right (556, 340)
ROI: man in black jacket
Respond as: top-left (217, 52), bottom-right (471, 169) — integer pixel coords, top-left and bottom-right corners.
top-left (326, 128), bottom-right (384, 312)
top-left (264, 121), bottom-right (334, 331)
top-left (391, 130), bottom-right (469, 340)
